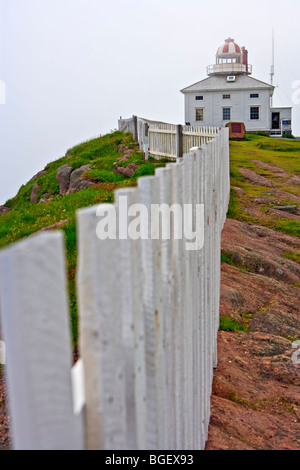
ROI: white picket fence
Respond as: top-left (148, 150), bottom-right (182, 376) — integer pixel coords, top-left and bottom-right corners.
top-left (0, 121), bottom-right (230, 450)
top-left (118, 116), bottom-right (220, 160)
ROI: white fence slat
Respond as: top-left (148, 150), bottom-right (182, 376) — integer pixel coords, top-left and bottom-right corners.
top-left (195, 148), bottom-right (206, 449)
top-left (169, 161), bottom-right (185, 449)
top-left (183, 153), bottom-right (195, 449)
top-left (0, 232), bottom-right (84, 450)
top-left (150, 170), bottom-right (167, 450)
top-left (156, 165), bottom-right (176, 450)
top-left (138, 175), bottom-right (160, 450)
top-left (115, 187), bottom-right (148, 450)
top-left (76, 205), bottom-right (127, 450)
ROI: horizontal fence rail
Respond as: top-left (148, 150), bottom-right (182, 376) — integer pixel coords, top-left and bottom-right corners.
top-left (119, 116), bottom-right (220, 160)
top-left (0, 117), bottom-right (230, 450)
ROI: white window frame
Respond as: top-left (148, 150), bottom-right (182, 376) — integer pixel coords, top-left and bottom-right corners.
top-left (250, 93), bottom-right (260, 99)
top-left (250, 106), bottom-right (260, 121)
top-left (195, 108), bottom-right (204, 122)
top-left (195, 95), bottom-right (204, 101)
top-left (222, 107), bottom-right (231, 121)
top-left (223, 94), bottom-right (231, 100)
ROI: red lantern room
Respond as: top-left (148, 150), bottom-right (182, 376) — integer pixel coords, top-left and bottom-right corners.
top-left (207, 38), bottom-right (252, 76)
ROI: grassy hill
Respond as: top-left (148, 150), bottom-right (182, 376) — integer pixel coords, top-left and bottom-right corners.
top-left (1, 131), bottom-right (300, 349)
top-left (228, 134), bottom-right (300, 237)
top-left (1, 131), bottom-right (300, 450)
top-left (0, 130), bottom-right (167, 347)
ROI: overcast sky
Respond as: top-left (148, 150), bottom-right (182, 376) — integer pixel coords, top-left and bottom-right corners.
top-left (1, 0), bottom-right (299, 205)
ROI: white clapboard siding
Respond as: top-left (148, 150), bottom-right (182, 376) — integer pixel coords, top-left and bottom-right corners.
top-left (0, 232), bottom-right (84, 450)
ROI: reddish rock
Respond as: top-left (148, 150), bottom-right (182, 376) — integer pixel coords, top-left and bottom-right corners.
top-left (31, 219), bottom-right (68, 235)
top-left (239, 168), bottom-right (274, 188)
top-left (56, 164), bottom-right (73, 195)
top-left (113, 163), bottom-right (139, 178)
top-left (29, 170), bottom-right (47, 181)
top-left (0, 206), bottom-right (11, 216)
top-left (30, 184), bottom-right (40, 203)
top-left (206, 218), bottom-right (300, 450)
top-left (69, 165), bottom-right (91, 186)
top-left (251, 160), bottom-right (289, 178)
top-left (68, 179), bottom-right (95, 194)
top-left (232, 187), bottom-right (245, 196)
top-left (287, 176), bottom-right (300, 185)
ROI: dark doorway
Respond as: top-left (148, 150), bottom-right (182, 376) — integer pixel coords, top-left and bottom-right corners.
top-left (272, 112), bottom-right (280, 130)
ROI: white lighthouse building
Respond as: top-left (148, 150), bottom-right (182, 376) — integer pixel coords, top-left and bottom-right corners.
top-left (180, 38), bottom-right (292, 137)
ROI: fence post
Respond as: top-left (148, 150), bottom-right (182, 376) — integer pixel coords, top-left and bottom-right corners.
top-left (176, 125), bottom-right (183, 159)
top-left (144, 123), bottom-right (149, 160)
top-left (133, 115), bottom-right (138, 143)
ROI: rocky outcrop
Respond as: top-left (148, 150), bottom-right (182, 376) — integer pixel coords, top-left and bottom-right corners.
top-left (251, 160), bottom-right (289, 177)
top-left (0, 206), bottom-right (11, 216)
top-left (30, 170), bottom-right (47, 181)
top-left (68, 179), bottom-right (95, 194)
top-left (239, 168), bottom-right (274, 188)
top-left (32, 219), bottom-right (68, 234)
top-left (56, 164), bottom-right (73, 196)
top-left (113, 162), bottom-right (139, 178)
top-left (30, 184), bottom-right (40, 203)
top-left (206, 218), bottom-right (300, 450)
top-left (271, 205), bottom-right (298, 215)
top-left (68, 165), bottom-right (94, 193)
top-left (56, 164), bottom-right (95, 195)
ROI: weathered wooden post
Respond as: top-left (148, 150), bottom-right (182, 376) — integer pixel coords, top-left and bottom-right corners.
top-left (144, 123), bottom-right (149, 160)
top-left (176, 124), bottom-right (183, 159)
top-left (133, 115), bottom-right (138, 143)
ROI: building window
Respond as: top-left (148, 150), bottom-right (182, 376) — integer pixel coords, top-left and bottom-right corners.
top-left (223, 107), bottom-right (231, 121)
top-left (195, 95), bottom-right (203, 101)
top-left (250, 106), bottom-right (260, 120)
top-left (250, 93), bottom-right (259, 98)
top-left (195, 108), bottom-right (204, 122)
top-left (223, 94), bottom-right (231, 100)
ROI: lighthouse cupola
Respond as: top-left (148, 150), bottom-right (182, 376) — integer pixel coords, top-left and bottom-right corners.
top-left (207, 38), bottom-right (252, 76)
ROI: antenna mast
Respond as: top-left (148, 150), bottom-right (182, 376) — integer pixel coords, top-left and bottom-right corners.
top-left (270, 29), bottom-right (275, 107)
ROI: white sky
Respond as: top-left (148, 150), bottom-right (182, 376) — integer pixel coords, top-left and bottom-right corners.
top-left (1, 0), bottom-right (300, 205)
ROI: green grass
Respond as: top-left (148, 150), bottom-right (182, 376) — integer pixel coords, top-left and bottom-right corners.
top-left (0, 130), bottom-right (167, 349)
top-left (221, 251), bottom-right (235, 266)
top-left (228, 134), bottom-right (300, 237)
top-left (220, 315), bottom-right (248, 333)
top-left (2, 132), bottom-right (300, 349)
top-left (281, 252), bottom-right (300, 263)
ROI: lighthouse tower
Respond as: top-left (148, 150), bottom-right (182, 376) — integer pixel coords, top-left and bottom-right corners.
top-left (180, 37), bottom-right (292, 136)
top-left (207, 38), bottom-right (252, 76)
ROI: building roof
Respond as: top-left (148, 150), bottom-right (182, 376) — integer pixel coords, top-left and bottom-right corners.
top-left (217, 38), bottom-right (241, 55)
top-left (180, 74), bottom-right (275, 94)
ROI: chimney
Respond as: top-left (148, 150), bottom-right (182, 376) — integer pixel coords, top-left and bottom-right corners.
top-left (242, 46), bottom-right (248, 72)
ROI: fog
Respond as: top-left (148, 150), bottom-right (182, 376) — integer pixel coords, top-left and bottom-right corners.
top-left (1, 0), bottom-right (299, 204)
